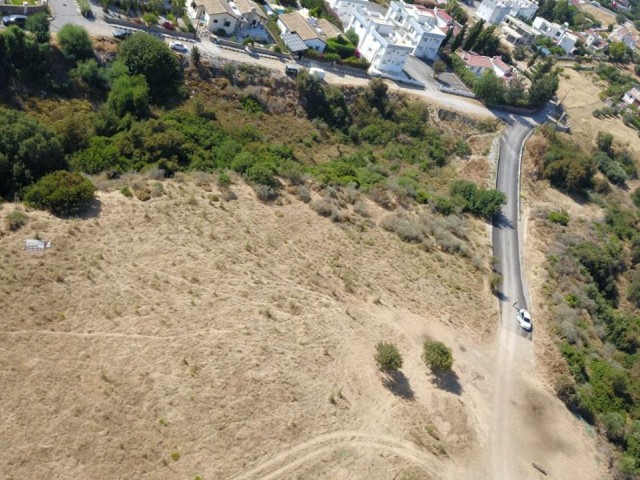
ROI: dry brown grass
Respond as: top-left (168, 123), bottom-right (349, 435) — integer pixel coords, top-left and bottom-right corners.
top-left (557, 66), bottom-right (640, 158)
top-left (0, 175), bottom-right (499, 479)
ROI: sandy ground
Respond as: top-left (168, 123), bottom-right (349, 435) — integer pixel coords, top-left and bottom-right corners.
top-left (0, 165), bottom-right (611, 479)
top-left (0, 177), bottom-right (499, 480)
top-left (579, 3), bottom-right (617, 27)
top-left (557, 66), bottom-right (640, 158)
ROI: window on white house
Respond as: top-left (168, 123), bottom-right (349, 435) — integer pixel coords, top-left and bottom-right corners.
top-left (224, 20), bottom-right (231, 26)
top-left (214, 19), bottom-right (218, 22)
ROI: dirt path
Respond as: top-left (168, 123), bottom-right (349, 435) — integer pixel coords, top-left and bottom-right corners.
top-left (235, 431), bottom-right (443, 480)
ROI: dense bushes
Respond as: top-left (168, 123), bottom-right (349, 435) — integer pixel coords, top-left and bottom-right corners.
top-left (0, 109), bottom-right (65, 198)
top-left (24, 171), bottom-right (96, 215)
top-left (118, 33), bottom-right (184, 102)
top-left (449, 180), bottom-right (506, 219)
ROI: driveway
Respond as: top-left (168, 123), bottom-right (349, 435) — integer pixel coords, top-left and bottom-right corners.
top-left (48, 0), bottom-right (113, 35)
top-left (438, 71), bottom-right (473, 94)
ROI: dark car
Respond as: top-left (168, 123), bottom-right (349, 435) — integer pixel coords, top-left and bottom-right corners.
top-left (113, 29), bottom-right (133, 39)
top-left (285, 63), bottom-right (303, 77)
top-left (2, 15), bottom-right (28, 27)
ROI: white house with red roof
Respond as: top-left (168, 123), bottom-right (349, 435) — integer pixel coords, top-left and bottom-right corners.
top-left (457, 50), bottom-right (513, 79)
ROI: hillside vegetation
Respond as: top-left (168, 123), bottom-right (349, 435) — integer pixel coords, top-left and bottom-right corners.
top-left (525, 126), bottom-right (640, 479)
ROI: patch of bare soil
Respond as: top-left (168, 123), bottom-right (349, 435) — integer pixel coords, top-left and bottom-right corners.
top-left (0, 176), bottom-right (499, 480)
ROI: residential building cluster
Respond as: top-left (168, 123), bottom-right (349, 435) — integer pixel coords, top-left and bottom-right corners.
top-left (498, 13), bottom-right (610, 55)
top-left (328, 0), bottom-right (461, 74)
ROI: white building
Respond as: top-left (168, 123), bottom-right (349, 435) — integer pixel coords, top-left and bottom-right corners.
top-left (278, 11), bottom-right (327, 52)
top-left (345, 0), bottom-right (446, 74)
top-left (609, 25), bottom-right (638, 50)
top-left (532, 17), bottom-right (578, 54)
top-left (189, 0), bottom-right (240, 35)
top-left (457, 49), bottom-right (513, 78)
top-left (477, 0), bottom-right (538, 25)
top-left (500, 15), bottom-right (536, 46)
top-left (327, 0), bottom-right (381, 25)
top-left (622, 85), bottom-right (640, 106)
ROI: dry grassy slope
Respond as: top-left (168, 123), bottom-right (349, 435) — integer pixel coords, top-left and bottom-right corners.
top-left (0, 177), bottom-right (498, 480)
top-left (557, 66), bottom-right (640, 159)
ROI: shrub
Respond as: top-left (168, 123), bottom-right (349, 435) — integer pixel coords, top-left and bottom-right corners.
top-left (5, 210), bottom-right (27, 231)
top-left (374, 342), bottom-right (403, 372)
top-left (380, 214), bottom-right (423, 243)
top-left (422, 340), bottom-right (453, 374)
top-left (631, 187), bottom-right (640, 208)
top-left (253, 184), bottom-right (278, 202)
top-left (449, 180), bottom-right (506, 219)
top-left (310, 198), bottom-right (335, 217)
top-left (246, 163), bottom-right (278, 188)
top-left (600, 411), bottom-right (626, 443)
top-left (57, 25), bottom-right (93, 61)
top-left (548, 209), bottom-right (570, 226)
top-left (24, 171), bottom-right (96, 216)
top-left (217, 172), bottom-right (232, 188)
top-left (120, 186), bottom-right (133, 197)
top-left (490, 272), bottom-right (503, 294)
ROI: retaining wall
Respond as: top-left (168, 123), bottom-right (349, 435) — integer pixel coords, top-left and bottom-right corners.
top-left (0, 4), bottom-right (47, 14)
top-left (103, 15), bottom-right (197, 39)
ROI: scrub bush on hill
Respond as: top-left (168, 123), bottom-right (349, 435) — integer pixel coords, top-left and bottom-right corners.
top-left (24, 171), bottom-right (96, 216)
top-left (422, 340), bottom-right (453, 375)
top-left (0, 109), bottom-right (65, 199)
top-left (449, 180), bottom-right (506, 219)
top-left (374, 342), bottom-right (403, 372)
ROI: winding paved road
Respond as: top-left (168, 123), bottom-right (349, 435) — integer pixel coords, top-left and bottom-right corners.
top-left (487, 108), bottom-right (556, 480)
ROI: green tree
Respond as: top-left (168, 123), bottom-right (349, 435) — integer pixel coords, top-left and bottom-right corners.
top-left (608, 41), bottom-right (626, 62)
top-left (26, 12), bottom-right (50, 44)
top-left (345, 28), bottom-right (359, 46)
top-left (71, 59), bottom-right (109, 89)
top-left (170, 0), bottom-right (186, 16)
top-left (191, 45), bottom-right (201, 68)
top-left (0, 109), bottom-right (65, 198)
top-left (374, 342), bottom-right (403, 372)
top-left (70, 137), bottom-right (126, 175)
top-left (596, 131), bottom-right (613, 153)
top-left (107, 74), bottom-right (150, 118)
top-left (118, 33), bottom-right (184, 103)
top-left (422, 340), bottom-right (453, 374)
top-left (462, 19), bottom-right (484, 51)
top-left (528, 74), bottom-right (559, 107)
top-left (474, 24), bottom-right (499, 56)
top-left (24, 171), bottom-right (96, 216)
top-left (432, 60), bottom-right (446, 78)
top-left (439, 27), bottom-right (453, 52)
top-left (450, 25), bottom-right (466, 52)
top-left (57, 24), bottom-right (94, 61)
top-left (513, 45), bottom-right (527, 61)
top-left (616, 13), bottom-right (627, 24)
top-left (474, 70), bottom-right (505, 105)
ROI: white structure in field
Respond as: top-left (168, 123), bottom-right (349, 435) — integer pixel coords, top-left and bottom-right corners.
top-left (345, 1), bottom-right (446, 74)
top-left (622, 85), bottom-right (640, 107)
top-left (477, 0), bottom-right (538, 25)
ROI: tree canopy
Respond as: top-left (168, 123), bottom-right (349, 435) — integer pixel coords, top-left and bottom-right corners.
top-left (118, 33), bottom-right (184, 102)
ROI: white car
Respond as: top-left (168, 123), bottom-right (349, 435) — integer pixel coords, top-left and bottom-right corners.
top-left (517, 309), bottom-right (532, 332)
top-left (169, 41), bottom-right (189, 54)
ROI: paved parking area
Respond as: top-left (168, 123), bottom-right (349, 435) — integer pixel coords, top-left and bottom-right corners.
top-left (438, 72), bottom-right (473, 94)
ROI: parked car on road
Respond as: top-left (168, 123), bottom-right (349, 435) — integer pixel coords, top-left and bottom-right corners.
top-left (169, 41), bottom-right (189, 53)
top-left (517, 309), bottom-right (532, 332)
top-left (113, 29), bottom-right (133, 39)
top-left (2, 15), bottom-right (27, 27)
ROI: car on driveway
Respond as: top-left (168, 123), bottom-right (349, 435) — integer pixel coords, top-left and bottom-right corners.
top-left (113, 29), bottom-right (133, 39)
top-left (3, 15), bottom-right (27, 27)
top-left (517, 308), bottom-right (532, 332)
top-left (169, 41), bottom-right (189, 54)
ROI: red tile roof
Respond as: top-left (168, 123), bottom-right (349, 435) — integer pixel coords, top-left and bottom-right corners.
top-left (435, 7), bottom-right (453, 23)
top-left (457, 50), bottom-right (493, 69)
